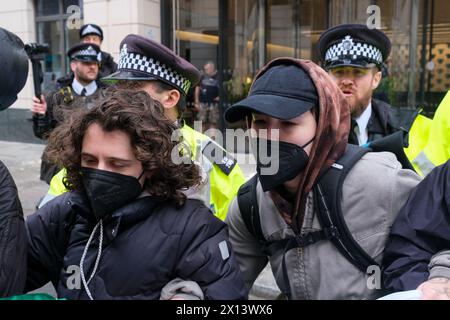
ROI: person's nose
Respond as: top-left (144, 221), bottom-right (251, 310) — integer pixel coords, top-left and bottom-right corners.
top-left (97, 161), bottom-right (108, 171)
top-left (340, 77), bottom-right (354, 87)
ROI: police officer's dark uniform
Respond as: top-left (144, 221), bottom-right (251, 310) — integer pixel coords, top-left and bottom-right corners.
top-left (34, 43), bottom-right (106, 183)
top-left (317, 24), bottom-right (417, 147)
top-left (55, 24), bottom-right (117, 88)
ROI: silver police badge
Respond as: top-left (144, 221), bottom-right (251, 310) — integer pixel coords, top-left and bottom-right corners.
top-left (341, 35), bottom-right (354, 51)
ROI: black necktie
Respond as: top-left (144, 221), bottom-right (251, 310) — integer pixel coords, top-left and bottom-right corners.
top-left (348, 119), bottom-right (359, 145)
top-left (80, 88), bottom-right (87, 96)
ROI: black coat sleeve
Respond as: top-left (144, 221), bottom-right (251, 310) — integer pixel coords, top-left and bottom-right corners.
top-left (25, 193), bottom-right (75, 291)
top-left (0, 161), bottom-right (27, 297)
top-left (174, 204), bottom-right (248, 300)
top-left (383, 161), bottom-right (450, 291)
top-left (32, 92), bottom-right (57, 140)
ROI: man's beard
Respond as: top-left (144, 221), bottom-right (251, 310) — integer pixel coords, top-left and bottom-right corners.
top-left (350, 93), bottom-right (372, 118)
top-left (78, 74), bottom-right (96, 84)
top-left (75, 69), bottom-right (97, 85)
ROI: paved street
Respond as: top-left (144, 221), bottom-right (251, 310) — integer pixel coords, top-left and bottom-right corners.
top-left (0, 140), bottom-right (280, 299)
top-left (0, 141), bottom-right (47, 218)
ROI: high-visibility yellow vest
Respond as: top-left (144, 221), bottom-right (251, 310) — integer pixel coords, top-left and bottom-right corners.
top-left (176, 125), bottom-right (246, 221)
top-left (44, 125), bottom-right (245, 221)
top-left (404, 114), bottom-right (432, 176)
top-left (406, 91), bottom-right (450, 176)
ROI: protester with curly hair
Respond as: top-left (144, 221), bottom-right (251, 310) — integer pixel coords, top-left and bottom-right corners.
top-left (25, 89), bottom-right (247, 300)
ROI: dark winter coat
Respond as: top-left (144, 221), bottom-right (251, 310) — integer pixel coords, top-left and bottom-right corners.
top-left (383, 160), bottom-right (450, 291)
top-left (0, 161), bottom-right (27, 297)
top-left (25, 191), bottom-right (247, 300)
top-left (348, 98), bottom-right (418, 146)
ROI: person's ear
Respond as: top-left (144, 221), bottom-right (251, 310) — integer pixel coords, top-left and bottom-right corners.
top-left (371, 70), bottom-right (382, 90)
top-left (160, 89), bottom-right (180, 110)
top-left (70, 61), bottom-right (77, 73)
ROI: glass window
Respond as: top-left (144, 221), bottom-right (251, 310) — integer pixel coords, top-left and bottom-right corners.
top-left (36, 0), bottom-right (59, 16)
top-left (226, 0), bottom-right (260, 104)
top-left (172, 0), bottom-right (220, 127)
top-left (266, 0), bottom-right (328, 62)
top-left (173, 0), bottom-right (219, 71)
top-left (37, 21), bottom-right (63, 92)
top-left (35, 0), bottom-right (84, 90)
top-left (63, 0), bottom-right (81, 9)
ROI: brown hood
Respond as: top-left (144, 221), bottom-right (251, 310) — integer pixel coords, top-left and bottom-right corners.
top-left (253, 58), bottom-right (350, 231)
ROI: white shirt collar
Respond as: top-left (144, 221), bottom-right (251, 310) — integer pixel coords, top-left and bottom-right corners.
top-left (353, 102), bottom-right (372, 146)
top-left (71, 78), bottom-right (97, 96)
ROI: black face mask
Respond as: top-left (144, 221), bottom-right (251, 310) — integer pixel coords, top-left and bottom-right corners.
top-left (251, 137), bottom-right (314, 192)
top-left (80, 167), bottom-right (145, 220)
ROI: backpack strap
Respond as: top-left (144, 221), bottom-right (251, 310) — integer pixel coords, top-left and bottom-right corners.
top-left (236, 145), bottom-right (379, 298)
top-left (237, 175), bottom-right (265, 243)
top-left (237, 174), bottom-right (332, 253)
top-left (314, 144), bottom-right (380, 273)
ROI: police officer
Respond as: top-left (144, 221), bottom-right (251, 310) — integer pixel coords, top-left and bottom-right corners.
top-left (318, 24), bottom-right (416, 147)
top-left (79, 23), bottom-right (118, 79)
top-left (55, 24), bottom-right (117, 89)
top-left (0, 27), bottom-right (28, 297)
top-left (31, 42), bottom-right (106, 184)
top-left (42, 35), bottom-right (245, 221)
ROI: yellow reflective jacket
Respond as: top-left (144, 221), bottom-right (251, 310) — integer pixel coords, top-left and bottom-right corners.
top-left (44, 125), bottom-right (245, 221)
top-left (406, 91), bottom-right (450, 176)
top-left (404, 114), bottom-right (432, 176)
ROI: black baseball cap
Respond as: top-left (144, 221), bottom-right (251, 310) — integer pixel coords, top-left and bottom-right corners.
top-left (224, 60), bottom-right (318, 123)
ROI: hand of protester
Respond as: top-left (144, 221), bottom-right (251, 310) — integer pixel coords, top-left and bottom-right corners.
top-left (417, 277), bottom-right (450, 300)
top-left (194, 102), bottom-right (201, 112)
top-left (31, 95), bottom-right (47, 115)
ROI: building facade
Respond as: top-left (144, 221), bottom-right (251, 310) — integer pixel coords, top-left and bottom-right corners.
top-left (0, 0), bottom-right (449, 142)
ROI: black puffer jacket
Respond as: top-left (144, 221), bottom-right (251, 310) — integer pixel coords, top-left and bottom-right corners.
top-left (383, 161), bottom-right (450, 291)
top-left (0, 161), bottom-right (27, 297)
top-left (25, 191), bottom-right (247, 300)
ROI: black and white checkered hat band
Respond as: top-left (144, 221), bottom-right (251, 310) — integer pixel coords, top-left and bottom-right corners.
top-left (118, 52), bottom-right (191, 94)
top-left (72, 50), bottom-right (98, 58)
top-left (325, 42), bottom-right (382, 65)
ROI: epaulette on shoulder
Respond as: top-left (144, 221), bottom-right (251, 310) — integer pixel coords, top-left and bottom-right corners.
top-left (58, 86), bottom-right (74, 104)
top-left (202, 139), bottom-right (237, 176)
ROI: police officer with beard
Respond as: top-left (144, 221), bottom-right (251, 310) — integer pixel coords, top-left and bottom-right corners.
top-left (0, 27), bottom-right (28, 297)
top-left (318, 24), bottom-right (417, 147)
top-left (31, 43), bottom-right (106, 184)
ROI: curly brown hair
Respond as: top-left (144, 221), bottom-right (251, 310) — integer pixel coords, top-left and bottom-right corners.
top-left (45, 89), bottom-right (201, 206)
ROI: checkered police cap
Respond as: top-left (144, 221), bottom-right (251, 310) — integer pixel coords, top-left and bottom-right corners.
top-left (103, 34), bottom-right (200, 95)
top-left (318, 24), bottom-right (391, 69)
top-left (67, 43), bottom-right (101, 63)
